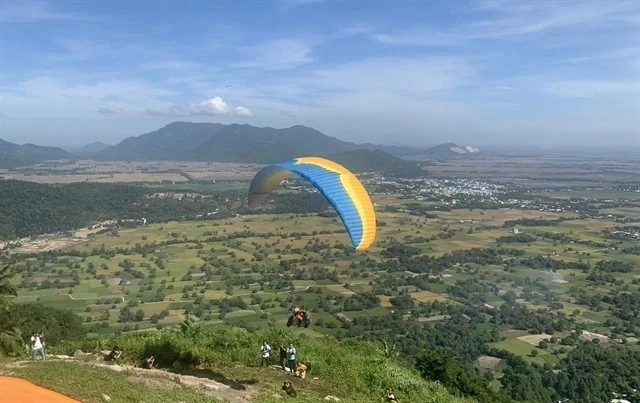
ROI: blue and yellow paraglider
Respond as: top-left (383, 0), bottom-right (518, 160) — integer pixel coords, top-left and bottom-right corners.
top-left (248, 157), bottom-right (376, 251)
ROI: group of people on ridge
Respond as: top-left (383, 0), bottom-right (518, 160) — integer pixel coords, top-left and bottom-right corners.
top-left (261, 341), bottom-right (307, 378)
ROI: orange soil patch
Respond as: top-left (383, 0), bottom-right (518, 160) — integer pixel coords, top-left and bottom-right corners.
top-left (0, 376), bottom-right (80, 402)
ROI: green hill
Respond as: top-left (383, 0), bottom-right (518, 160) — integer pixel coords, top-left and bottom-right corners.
top-left (4, 323), bottom-right (473, 403)
top-left (420, 143), bottom-right (484, 160)
top-left (96, 122), bottom-right (358, 163)
top-left (93, 122), bottom-right (431, 164)
top-left (328, 149), bottom-right (427, 177)
top-left (0, 138), bottom-right (75, 168)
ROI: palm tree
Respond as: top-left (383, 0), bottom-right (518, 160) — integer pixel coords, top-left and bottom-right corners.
top-left (0, 264), bottom-right (17, 310)
top-left (0, 264), bottom-right (22, 356)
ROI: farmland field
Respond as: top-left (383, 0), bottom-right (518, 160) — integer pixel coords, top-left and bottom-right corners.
top-left (5, 188), bottom-right (639, 351)
top-left (2, 168), bottom-right (640, 403)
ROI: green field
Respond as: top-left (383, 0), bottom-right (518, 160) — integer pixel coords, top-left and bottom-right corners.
top-left (5, 194), bottom-right (640, 394)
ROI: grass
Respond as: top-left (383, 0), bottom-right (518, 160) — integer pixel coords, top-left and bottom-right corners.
top-left (534, 190), bottom-right (640, 200)
top-left (6, 201), bottom-right (639, 381)
top-left (41, 325), bottom-right (473, 403)
top-left (3, 361), bottom-right (217, 403)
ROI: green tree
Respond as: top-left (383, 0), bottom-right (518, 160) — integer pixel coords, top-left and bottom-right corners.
top-left (0, 264), bottom-right (23, 357)
top-left (0, 303), bottom-right (86, 345)
top-left (0, 264), bottom-right (17, 309)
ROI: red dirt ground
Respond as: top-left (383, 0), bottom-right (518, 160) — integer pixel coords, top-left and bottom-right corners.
top-left (0, 376), bottom-right (80, 402)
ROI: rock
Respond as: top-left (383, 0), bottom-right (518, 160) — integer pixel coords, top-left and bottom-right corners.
top-left (73, 349), bottom-right (85, 357)
top-left (101, 394), bottom-right (111, 402)
top-left (271, 393), bottom-right (282, 399)
top-left (324, 396), bottom-right (340, 401)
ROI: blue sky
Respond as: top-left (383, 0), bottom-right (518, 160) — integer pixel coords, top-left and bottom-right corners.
top-left (0, 0), bottom-right (638, 148)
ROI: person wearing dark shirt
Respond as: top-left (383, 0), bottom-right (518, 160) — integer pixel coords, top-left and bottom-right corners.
top-left (139, 355), bottom-right (155, 369)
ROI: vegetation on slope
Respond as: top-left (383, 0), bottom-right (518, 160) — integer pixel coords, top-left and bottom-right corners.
top-left (0, 179), bottom-right (331, 239)
top-left (5, 361), bottom-right (216, 403)
top-left (327, 149), bottom-right (427, 177)
top-left (0, 138), bottom-right (74, 169)
top-left (48, 322), bottom-right (473, 403)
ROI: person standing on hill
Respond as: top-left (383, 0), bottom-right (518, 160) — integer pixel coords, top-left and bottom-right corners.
top-left (260, 341), bottom-right (271, 366)
top-left (279, 344), bottom-right (287, 370)
top-left (286, 343), bottom-right (296, 374)
top-left (31, 332), bottom-right (45, 360)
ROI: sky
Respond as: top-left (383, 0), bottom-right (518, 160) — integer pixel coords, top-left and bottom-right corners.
top-left (0, 0), bottom-right (639, 148)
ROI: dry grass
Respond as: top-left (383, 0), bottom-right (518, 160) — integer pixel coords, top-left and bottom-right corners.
top-left (411, 291), bottom-right (449, 303)
top-left (1, 160), bottom-right (263, 184)
top-left (517, 333), bottom-right (553, 346)
top-left (478, 355), bottom-right (502, 371)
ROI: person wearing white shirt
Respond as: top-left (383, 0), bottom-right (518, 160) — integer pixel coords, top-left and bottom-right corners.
top-left (31, 332), bottom-right (45, 360)
top-left (260, 341), bottom-right (271, 366)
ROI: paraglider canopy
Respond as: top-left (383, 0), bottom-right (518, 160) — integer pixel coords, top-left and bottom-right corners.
top-left (248, 156), bottom-right (376, 251)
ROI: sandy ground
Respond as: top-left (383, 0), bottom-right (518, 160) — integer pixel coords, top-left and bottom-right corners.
top-left (581, 331), bottom-right (610, 342)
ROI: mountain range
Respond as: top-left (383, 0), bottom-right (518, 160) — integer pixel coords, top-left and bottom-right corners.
top-left (0, 138), bottom-right (74, 169)
top-left (0, 122), bottom-right (483, 169)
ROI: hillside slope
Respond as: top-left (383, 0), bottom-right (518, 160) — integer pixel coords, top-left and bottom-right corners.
top-left (328, 149), bottom-right (427, 176)
top-left (422, 143), bottom-right (483, 160)
top-left (78, 141), bottom-right (111, 154)
top-left (95, 122), bottom-right (360, 163)
top-left (26, 325), bottom-right (474, 403)
top-left (0, 138), bottom-right (74, 168)
top-left (96, 122), bottom-right (227, 160)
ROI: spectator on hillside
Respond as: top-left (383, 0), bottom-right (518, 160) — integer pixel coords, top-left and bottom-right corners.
top-left (260, 341), bottom-right (271, 366)
top-left (279, 344), bottom-right (287, 371)
top-left (139, 355), bottom-right (155, 369)
top-left (31, 332), bottom-right (45, 361)
top-left (282, 381), bottom-right (297, 397)
top-left (295, 362), bottom-right (307, 379)
top-left (104, 346), bottom-right (122, 362)
top-left (286, 343), bottom-right (296, 374)
top-left (385, 388), bottom-right (398, 403)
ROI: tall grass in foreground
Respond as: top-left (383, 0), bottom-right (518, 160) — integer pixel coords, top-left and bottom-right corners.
top-left (53, 323), bottom-right (473, 403)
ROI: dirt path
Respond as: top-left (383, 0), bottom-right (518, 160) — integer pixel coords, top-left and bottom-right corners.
top-left (3, 358), bottom-right (253, 403)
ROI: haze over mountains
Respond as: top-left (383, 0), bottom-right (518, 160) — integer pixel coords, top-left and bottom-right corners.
top-left (0, 121), bottom-right (485, 169)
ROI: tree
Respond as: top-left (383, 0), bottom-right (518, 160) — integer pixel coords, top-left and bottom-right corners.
top-left (0, 303), bottom-right (86, 345)
top-left (0, 265), bottom-right (17, 309)
top-left (531, 349), bottom-right (538, 357)
top-left (0, 264), bottom-right (23, 357)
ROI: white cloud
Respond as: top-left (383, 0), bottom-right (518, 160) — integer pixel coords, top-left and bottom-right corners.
top-left (543, 80), bottom-right (640, 98)
top-left (98, 107), bottom-right (125, 115)
top-left (189, 97), bottom-right (231, 116)
top-left (234, 106), bottom-right (254, 117)
top-left (139, 60), bottom-right (203, 71)
top-left (143, 97), bottom-right (254, 118)
top-left (0, 0), bottom-right (85, 22)
top-left (373, 1), bottom-right (637, 46)
top-left (235, 39), bottom-right (314, 70)
top-left (1, 77), bottom-right (177, 118)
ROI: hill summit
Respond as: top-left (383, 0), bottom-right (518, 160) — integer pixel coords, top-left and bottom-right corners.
top-left (95, 122), bottom-right (360, 163)
top-left (328, 149), bottom-right (427, 176)
top-left (422, 142), bottom-right (482, 159)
